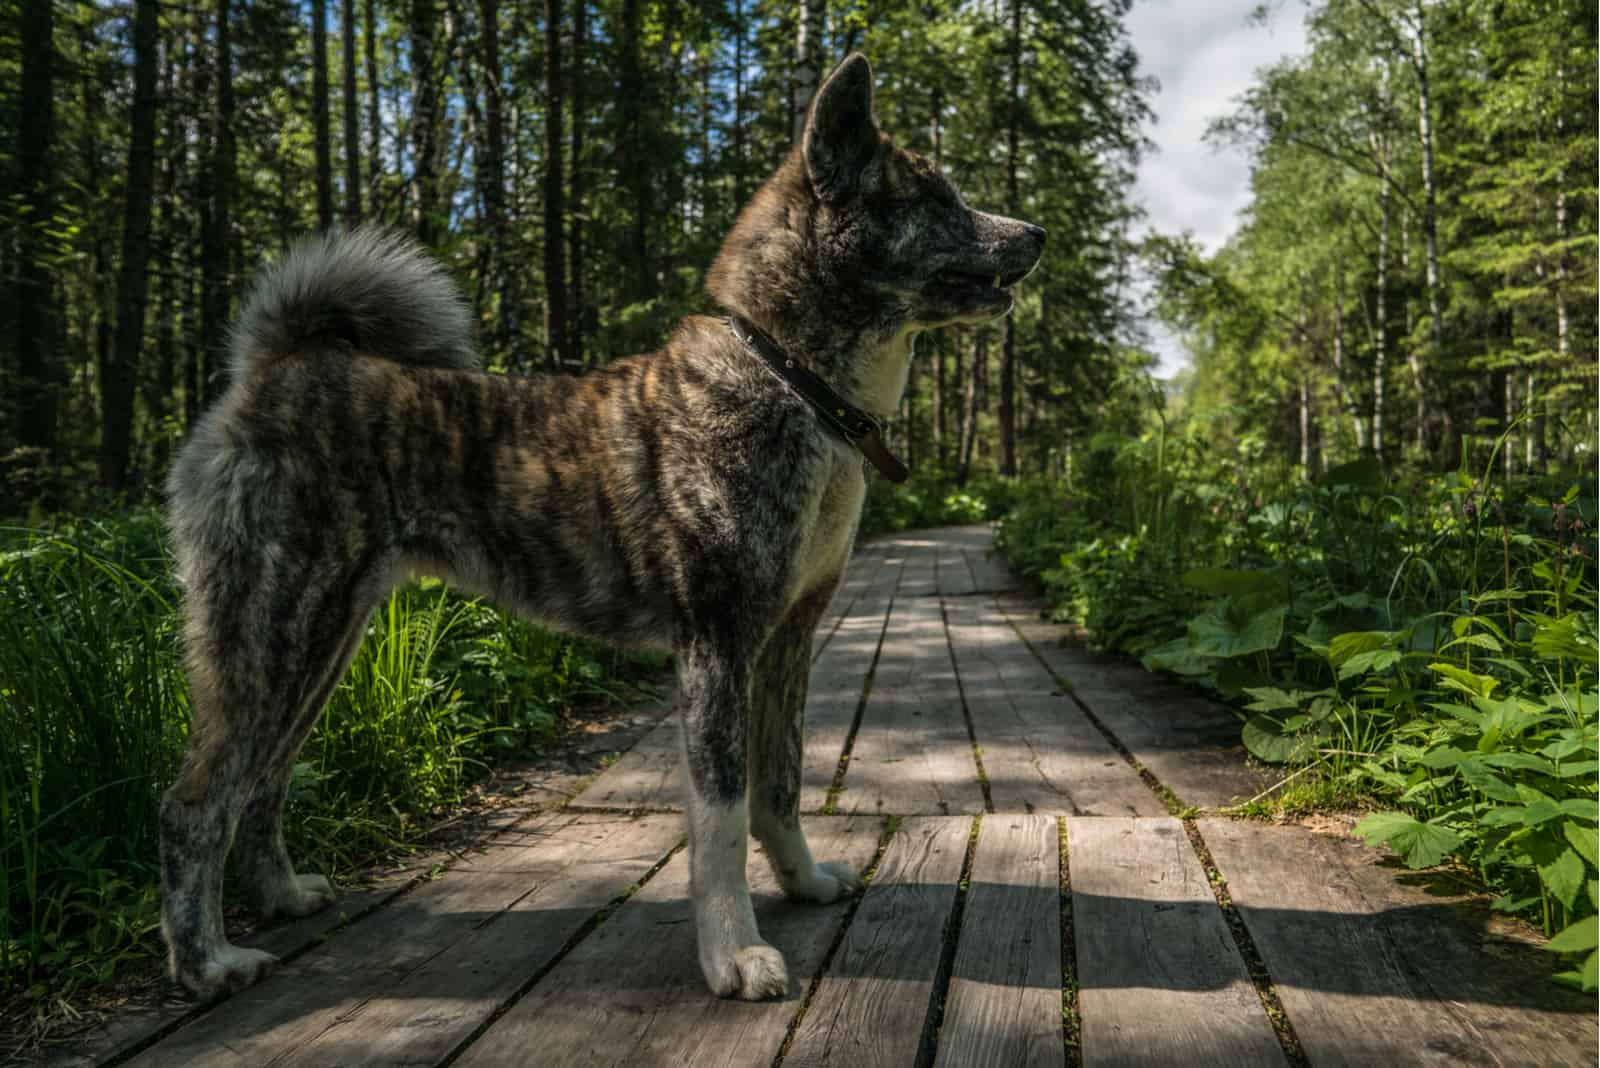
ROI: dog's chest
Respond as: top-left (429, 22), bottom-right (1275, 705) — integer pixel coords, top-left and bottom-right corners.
top-left (788, 446), bottom-right (866, 606)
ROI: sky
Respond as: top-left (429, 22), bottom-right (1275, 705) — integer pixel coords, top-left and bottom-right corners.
top-left (1125, 1), bottom-right (1311, 376)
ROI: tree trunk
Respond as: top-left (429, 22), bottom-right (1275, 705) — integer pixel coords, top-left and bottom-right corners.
top-left (619, 0), bottom-right (649, 301)
top-left (569, 0), bottom-right (588, 365)
top-left (102, 0), bottom-right (161, 490)
top-left (958, 330), bottom-right (987, 484)
top-left (311, 0), bottom-right (333, 229)
top-left (341, 0), bottom-right (361, 222)
top-left (1374, 163), bottom-right (1389, 459)
top-left (792, 0), bottom-right (824, 141)
top-left (410, 0), bottom-right (441, 244)
top-left (1331, 255), bottom-right (1367, 452)
top-left (1409, 3), bottom-right (1448, 459)
top-left (14, 0), bottom-right (59, 459)
top-left (199, 0), bottom-right (234, 408)
top-left (732, 0), bottom-right (747, 209)
top-left (478, 0), bottom-right (522, 367)
top-left (998, 0), bottom-right (1022, 476)
top-left (542, 0), bottom-right (566, 368)
top-left (364, 0), bottom-right (381, 211)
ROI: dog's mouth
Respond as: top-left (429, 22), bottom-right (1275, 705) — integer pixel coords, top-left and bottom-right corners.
top-left (929, 265), bottom-right (1030, 300)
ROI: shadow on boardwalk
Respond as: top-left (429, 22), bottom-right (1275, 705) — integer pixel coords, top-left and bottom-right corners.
top-left (29, 526), bottom-right (1597, 1068)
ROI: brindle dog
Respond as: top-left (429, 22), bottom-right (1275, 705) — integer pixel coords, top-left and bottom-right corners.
top-left (161, 53), bottom-right (1043, 1001)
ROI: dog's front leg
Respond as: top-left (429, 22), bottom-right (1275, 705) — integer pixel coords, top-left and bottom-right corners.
top-left (749, 588), bottom-right (864, 904)
top-left (677, 636), bottom-right (789, 1001)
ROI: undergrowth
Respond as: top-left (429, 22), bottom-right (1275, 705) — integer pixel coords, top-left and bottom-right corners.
top-left (0, 508), bottom-right (667, 1003)
top-left (997, 430), bottom-right (1598, 992)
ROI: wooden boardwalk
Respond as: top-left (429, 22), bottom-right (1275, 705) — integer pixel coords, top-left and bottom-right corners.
top-left (52, 528), bottom-right (1595, 1067)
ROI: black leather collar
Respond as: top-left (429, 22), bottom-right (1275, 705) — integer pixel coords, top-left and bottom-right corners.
top-left (725, 315), bottom-right (909, 483)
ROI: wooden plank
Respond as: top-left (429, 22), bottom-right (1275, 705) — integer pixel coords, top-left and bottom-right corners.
top-left (893, 535), bottom-right (939, 599)
top-left (784, 817), bottom-right (971, 1067)
top-left (568, 717), bottom-right (682, 810)
top-left (935, 542), bottom-right (977, 597)
top-left (945, 599), bottom-right (1161, 817)
top-left (799, 552), bottom-right (903, 812)
top-left (999, 602), bottom-right (1271, 810)
top-left (454, 816), bottom-right (883, 1067)
top-left (934, 814), bottom-right (1062, 1068)
top-left (1069, 817), bottom-right (1285, 1068)
top-left (128, 813), bottom-right (681, 1067)
top-left (833, 594), bottom-right (984, 816)
top-left (1200, 819), bottom-right (1598, 1068)
top-left (813, 544), bottom-right (885, 661)
top-left (963, 527), bottom-right (1019, 593)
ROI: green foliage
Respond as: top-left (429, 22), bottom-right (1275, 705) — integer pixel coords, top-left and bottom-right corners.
top-left (0, 509), bottom-right (662, 999)
top-left (859, 470), bottom-right (1016, 538)
top-left (999, 428), bottom-right (1598, 989)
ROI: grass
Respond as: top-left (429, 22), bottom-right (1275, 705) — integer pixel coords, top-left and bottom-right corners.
top-left (0, 508), bottom-right (667, 1004)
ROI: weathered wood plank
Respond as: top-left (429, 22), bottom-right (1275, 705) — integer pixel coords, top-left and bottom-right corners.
top-left (1199, 819), bottom-right (1597, 1068)
top-left (963, 531), bottom-right (1019, 593)
top-left (945, 599), bottom-right (1161, 817)
top-left (933, 814), bottom-right (1062, 1068)
top-left (567, 716), bottom-right (683, 810)
top-left (888, 534), bottom-right (939, 599)
top-left (798, 552), bottom-right (904, 812)
top-left (998, 602), bottom-right (1271, 810)
top-left (813, 543), bottom-right (885, 661)
top-left (832, 594), bottom-right (984, 816)
top-left (455, 816), bottom-right (883, 1067)
top-left (128, 813), bottom-right (681, 1067)
top-left (784, 817), bottom-right (971, 1067)
top-left (1069, 817), bottom-right (1285, 1068)
top-left (935, 542), bottom-right (978, 597)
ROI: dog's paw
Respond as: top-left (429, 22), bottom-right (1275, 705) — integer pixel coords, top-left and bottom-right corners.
top-left (786, 860), bottom-right (864, 904)
top-left (701, 941), bottom-right (791, 1001)
top-left (257, 873), bottom-right (336, 921)
top-left (180, 943), bottom-right (279, 1000)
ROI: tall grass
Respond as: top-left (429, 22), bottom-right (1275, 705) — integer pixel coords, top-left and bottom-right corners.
top-left (0, 511), bottom-right (666, 1000)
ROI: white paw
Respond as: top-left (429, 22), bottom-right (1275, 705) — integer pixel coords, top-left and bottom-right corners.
top-left (259, 873), bottom-right (336, 920)
top-left (733, 944), bottom-right (790, 1000)
top-left (787, 860), bottom-right (864, 904)
top-left (184, 943), bottom-right (279, 999)
top-left (701, 940), bottom-right (791, 1001)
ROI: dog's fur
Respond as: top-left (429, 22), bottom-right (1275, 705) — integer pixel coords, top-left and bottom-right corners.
top-left (160, 53), bottom-right (1043, 1001)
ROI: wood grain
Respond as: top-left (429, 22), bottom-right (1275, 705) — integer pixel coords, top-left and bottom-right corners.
top-left (126, 813), bottom-right (681, 1067)
top-left (567, 716), bottom-right (683, 810)
top-left (945, 598), bottom-right (1161, 816)
top-left (1200, 818), bottom-right (1597, 1068)
top-left (933, 814), bottom-right (1062, 1068)
top-left (998, 601), bottom-right (1272, 810)
top-left (784, 817), bottom-right (972, 1068)
top-left (454, 817), bottom-right (883, 1067)
top-left (832, 594), bottom-right (984, 816)
top-left (1068, 817), bottom-right (1285, 1068)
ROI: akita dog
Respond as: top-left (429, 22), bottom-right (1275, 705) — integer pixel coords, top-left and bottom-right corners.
top-left (161, 52), bottom-right (1043, 1001)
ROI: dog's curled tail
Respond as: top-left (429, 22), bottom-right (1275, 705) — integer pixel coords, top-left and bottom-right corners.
top-left (228, 226), bottom-right (478, 375)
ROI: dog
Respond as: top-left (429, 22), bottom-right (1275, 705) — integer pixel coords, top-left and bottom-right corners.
top-left (160, 52), bottom-right (1043, 1002)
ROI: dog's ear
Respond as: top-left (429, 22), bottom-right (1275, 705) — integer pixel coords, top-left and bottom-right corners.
top-left (803, 53), bottom-right (881, 202)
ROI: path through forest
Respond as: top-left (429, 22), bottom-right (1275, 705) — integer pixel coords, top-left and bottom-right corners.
top-left (42, 527), bottom-right (1596, 1067)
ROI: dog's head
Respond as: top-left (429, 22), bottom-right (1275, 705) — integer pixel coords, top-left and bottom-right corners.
top-left (708, 54), bottom-right (1045, 334)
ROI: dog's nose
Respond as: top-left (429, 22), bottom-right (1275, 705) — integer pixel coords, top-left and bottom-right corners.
top-left (1024, 223), bottom-right (1046, 247)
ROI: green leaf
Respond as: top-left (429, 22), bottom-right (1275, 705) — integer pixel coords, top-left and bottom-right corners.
top-left (1328, 630), bottom-right (1395, 667)
top-left (1321, 456), bottom-right (1383, 489)
top-left (1354, 812), bottom-right (1462, 869)
top-left (1559, 799), bottom-right (1599, 823)
top-left (1181, 567), bottom-right (1284, 597)
top-left (1522, 799), bottom-right (1563, 827)
top-left (1243, 713), bottom-right (1316, 764)
top-left (1187, 601), bottom-right (1287, 659)
top-left (1540, 848), bottom-right (1586, 910)
top-left (1242, 686), bottom-right (1302, 712)
top-left (1545, 915), bottom-right (1598, 955)
top-left (1339, 648), bottom-right (1402, 680)
top-left (1564, 822), bottom-right (1598, 867)
top-left (1428, 662), bottom-right (1499, 699)
top-left (1418, 746), bottom-right (1469, 770)
top-left (1456, 759), bottom-right (1521, 803)
top-left (1141, 637), bottom-right (1215, 676)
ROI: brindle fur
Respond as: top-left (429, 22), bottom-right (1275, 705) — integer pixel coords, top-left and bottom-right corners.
top-left (161, 53), bottom-right (1043, 1001)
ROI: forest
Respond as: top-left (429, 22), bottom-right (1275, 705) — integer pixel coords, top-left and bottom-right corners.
top-left (1, 0), bottom-right (1597, 1030)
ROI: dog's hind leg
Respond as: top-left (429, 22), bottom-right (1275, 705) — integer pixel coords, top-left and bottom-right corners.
top-left (749, 585), bottom-right (864, 904)
top-left (677, 632), bottom-right (789, 1001)
top-left (161, 556), bottom-right (386, 999)
top-left (231, 600), bottom-right (373, 922)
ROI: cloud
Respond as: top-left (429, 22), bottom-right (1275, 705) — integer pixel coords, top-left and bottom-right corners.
top-left (1125, 1), bottom-right (1309, 373)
